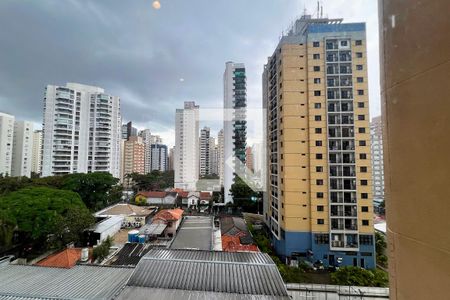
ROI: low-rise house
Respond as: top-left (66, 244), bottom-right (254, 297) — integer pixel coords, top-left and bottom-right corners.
top-left (152, 208), bottom-right (184, 238)
top-left (36, 248), bottom-right (82, 269)
top-left (220, 216), bottom-right (259, 252)
top-left (199, 191), bottom-right (212, 205)
top-left (136, 191), bottom-right (178, 206)
top-left (95, 203), bottom-right (155, 228)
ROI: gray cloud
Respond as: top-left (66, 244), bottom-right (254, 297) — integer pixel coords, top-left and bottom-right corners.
top-left (0, 0), bottom-right (380, 147)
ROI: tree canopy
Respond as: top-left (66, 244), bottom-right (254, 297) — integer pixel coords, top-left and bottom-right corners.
top-left (127, 170), bottom-right (174, 192)
top-left (331, 266), bottom-right (388, 287)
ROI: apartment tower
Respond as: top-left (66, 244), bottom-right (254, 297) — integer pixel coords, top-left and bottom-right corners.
top-left (223, 62), bottom-right (247, 203)
top-left (150, 144), bottom-right (168, 172)
top-left (370, 116), bottom-right (384, 202)
top-left (42, 83), bottom-right (121, 178)
top-left (0, 112), bottom-right (15, 176)
top-left (174, 101), bottom-right (199, 191)
top-left (31, 130), bottom-right (43, 175)
top-left (199, 126), bottom-right (211, 177)
top-left (122, 136), bottom-right (145, 181)
top-left (217, 129), bottom-right (224, 186)
top-left (11, 121), bottom-right (33, 177)
top-left (263, 15), bottom-right (375, 268)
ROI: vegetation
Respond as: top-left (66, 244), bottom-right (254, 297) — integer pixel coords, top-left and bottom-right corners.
top-left (127, 170), bottom-right (174, 192)
top-left (331, 266), bottom-right (388, 287)
top-left (229, 177), bottom-right (259, 212)
top-left (92, 236), bottom-right (113, 262)
top-left (0, 187), bottom-right (94, 250)
top-left (375, 232), bottom-right (388, 268)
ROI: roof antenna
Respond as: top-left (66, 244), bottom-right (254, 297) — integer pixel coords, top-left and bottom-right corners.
top-left (321, 4), bottom-right (323, 18)
top-left (317, 1), bottom-right (320, 19)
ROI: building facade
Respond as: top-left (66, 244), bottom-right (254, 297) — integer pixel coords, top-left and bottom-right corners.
top-left (11, 121), bottom-right (33, 177)
top-left (218, 129), bottom-right (224, 185)
top-left (370, 116), bottom-right (384, 202)
top-left (262, 15), bottom-right (375, 268)
top-left (223, 62), bottom-right (247, 203)
top-left (42, 83), bottom-right (121, 178)
top-left (245, 146), bottom-right (254, 172)
top-left (199, 126), bottom-right (211, 176)
top-left (168, 146), bottom-right (174, 171)
top-left (0, 112), bottom-right (15, 176)
top-left (209, 138), bottom-right (219, 175)
top-left (150, 143), bottom-right (168, 172)
top-left (122, 136), bottom-right (145, 181)
top-left (174, 101), bottom-right (199, 191)
top-left (139, 129), bottom-right (152, 174)
top-left (31, 130), bottom-right (43, 175)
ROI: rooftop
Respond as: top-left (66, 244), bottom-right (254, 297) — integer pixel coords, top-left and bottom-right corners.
top-left (35, 248), bottom-right (81, 269)
top-left (110, 243), bottom-right (153, 266)
top-left (139, 223), bottom-right (167, 235)
top-left (138, 191), bottom-right (166, 198)
top-left (220, 216), bottom-right (248, 236)
top-left (170, 216), bottom-right (213, 250)
top-left (95, 203), bottom-right (155, 217)
top-left (153, 208), bottom-right (183, 222)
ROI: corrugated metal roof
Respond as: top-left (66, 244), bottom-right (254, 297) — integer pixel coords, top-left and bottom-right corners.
top-left (170, 216), bottom-right (213, 251)
top-left (117, 287), bottom-right (289, 300)
top-left (127, 249), bottom-right (288, 297)
top-left (0, 264), bottom-right (133, 300)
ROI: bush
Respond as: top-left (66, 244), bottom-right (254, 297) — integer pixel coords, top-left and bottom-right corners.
top-left (331, 266), bottom-right (388, 287)
top-left (92, 236), bottom-right (113, 262)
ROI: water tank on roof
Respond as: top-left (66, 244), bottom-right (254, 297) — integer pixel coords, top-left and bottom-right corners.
top-left (128, 230), bottom-right (139, 243)
top-left (138, 235), bottom-right (146, 244)
top-left (81, 248), bottom-right (89, 262)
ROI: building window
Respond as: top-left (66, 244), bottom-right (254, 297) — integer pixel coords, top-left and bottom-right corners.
top-left (360, 166), bottom-right (368, 173)
top-left (316, 179), bottom-right (323, 185)
top-left (359, 235), bottom-right (373, 245)
top-left (356, 52), bottom-right (363, 58)
top-left (358, 90), bottom-right (365, 95)
top-left (317, 205), bottom-right (324, 211)
top-left (359, 128), bottom-right (366, 133)
top-left (361, 193), bottom-right (368, 199)
top-left (314, 78), bottom-right (321, 84)
top-left (316, 154), bottom-right (323, 159)
top-left (317, 192), bottom-right (324, 198)
top-left (356, 65), bottom-right (363, 71)
top-left (358, 115), bottom-right (365, 120)
top-left (313, 41), bottom-right (320, 47)
top-left (313, 53), bottom-right (320, 59)
top-left (362, 220), bottom-right (369, 226)
top-left (316, 166), bottom-right (323, 172)
top-left (358, 102), bottom-right (364, 108)
top-left (314, 103), bottom-right (321, 109)
top-left (315, 128), bottom-right (322, 134)
top-left (313, 66), bottom-right (320, 72)
top-left (315, 140), bottom-right (322, 146)
top-left (360, 153), bottom-right (367, 159)
top-left (355, 40), bottom-right (363, 46)
top-left (314, 234), bottom-right (329, 244)
top-left (314, 90), bottom-right (321, 96)
top-left (362, 206), bottom-right (369, 212)
top-left (361, 180), bottom-right (368, 186)
top-left (359, 140), bottom-right (366, 146)
top-left (315, 115), bottom-right (321, 121)
top-left (317, 219), bottom-right (324, 225)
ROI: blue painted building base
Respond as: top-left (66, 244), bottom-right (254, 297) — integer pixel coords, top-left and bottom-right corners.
top-left (272, 231), bottom-right (376, 269)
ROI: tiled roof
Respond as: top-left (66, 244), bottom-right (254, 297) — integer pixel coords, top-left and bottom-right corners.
top-left (138, 191), bottom-right (166, 198)
top-left (178, 191), bottom-right (189, 198)
top-left (221, 216), bottom-right (248, 236)
top-left (222, 236), bottom-right (259, 252)
top-left (126, 249), bottom-right (288, 297)
top-left (153, 208), bottom-right (183, 222)
top-left (199, 192), bottom-right (212, 200)
top-left (35, 248), bottom-right (81, 269)
top-left (0, 264), bottom-right (133, 299)
top-left (97, 203), bottom-right (154, 217)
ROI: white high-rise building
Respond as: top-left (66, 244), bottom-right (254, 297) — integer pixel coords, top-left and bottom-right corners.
top-left (174, 101), bottom-right (199, 191)
top-left (218, 129), bottom-right (224, 186)
top-left (209, 136), bottom-right (218, 175)
top-left (223, 62), bottom-right (247, 203)
top-left (0, 112), bottom-right (15, 176)
top-left (139, 129), bottom-right (152, 174)
top-left (151, 144), bottom-right (168, 172)
top-left (371, 116), bottom-right (384, 201)
top-left (199, 127), bottom-right (211, 177)
top-left (251, 142), bottom-right (263, 175)
top-left (42, 83), bottom-right (121, 178)
top-left (11, 121), bottom-right (33, 177)
top-left (31, 130), bottom-right (43, 175)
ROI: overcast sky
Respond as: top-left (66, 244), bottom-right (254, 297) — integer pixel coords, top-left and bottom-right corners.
top-left (0, 0), bottom-right (380, 147)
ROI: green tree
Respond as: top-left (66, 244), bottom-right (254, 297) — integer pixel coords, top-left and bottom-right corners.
top-left (375, 232), bottom-right (388, 268)
top-left (229, 177), bottom-right (257, 212)
top-left (129, 170), bottom-right (174, 192)
top-left (331, 266), bottom-right (388, 287)
top-left (0, 176), bottom-right (31, 196)
top-left (0, 210), bottom-right (17, 248)
top-left (55, 207), bottom-right (95, 246)
top-left (92, 236), bottom-right (113, 262)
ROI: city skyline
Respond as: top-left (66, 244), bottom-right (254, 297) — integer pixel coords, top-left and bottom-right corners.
top-left (0, 0), bottom-right (380, 148)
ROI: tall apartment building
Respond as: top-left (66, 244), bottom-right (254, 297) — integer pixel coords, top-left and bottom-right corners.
top-left (223, 62), bottom-right (247, 203)
top-left (370, 116), bottom-right (384, 201)
top-left (122, 136), bottom-right (145, 181)
top-left (245, 146), bottom-right (254, 172)
top-left (151, 144), bottom-right (168, 172)
top-left (174, 101), bottom-right (199, 191)
top-left (42, 83), bottom-right (121, 178)
top-left (168, 146), bottom-right (174, 171)
top-left (262, 15), bottom-right (375, 268)
top-left (31, 130), bottom-right (43, 175)
top-left (199, 127), bottom-right (211, 176)
top-left (218, 129), bottom-right (224, 185)
top-left (139, 129), bottom-right (152, 174)
top-left (209, 137), bottom-right (218, 175)
top-left (252, 143), bottom-right (263, 175)
top-left (0, 112), bottom-right (15, 176)
top-left (11, 121), bottom-right (33, 177)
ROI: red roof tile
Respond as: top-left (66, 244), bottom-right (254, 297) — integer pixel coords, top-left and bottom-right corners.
top-left (137, 191), bottom-right (166, 198)
top-left (221, 236), bottom-right (259, 252)
top-left (199, 192), bottom-right (212, 200)
top-left (36, 248), bottom-right (82, 269)
top-left (153, 208), bottom-right (184, 222)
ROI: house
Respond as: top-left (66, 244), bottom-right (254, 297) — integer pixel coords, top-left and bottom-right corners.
top-left (136, 191), bottom-right (166, 205)
top-left (36, 248), bottom-right (82, 269)
top-left (95, 203), bottom-right (155, 228)
top-left (179, 191), bottom-right (189, 206)
top-left (152, 208), bottom-right (184, 238)
top-left (221, 236), bottom-right (259, 252)
top-left (163, 192), bottom-right (178, 205)
top-left (199, 191), bottom-right (212, 205)
top-left (220, 216), bottom-right (259, 252)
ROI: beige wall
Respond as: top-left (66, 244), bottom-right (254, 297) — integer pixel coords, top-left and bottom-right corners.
top-left (380, 0), bottom-right (450, 299)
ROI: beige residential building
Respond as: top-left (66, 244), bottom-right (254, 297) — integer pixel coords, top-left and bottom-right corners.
top-left (31, 130), bottom-right (43, 175)
top-left (122, 136), bottom-right (145, 182)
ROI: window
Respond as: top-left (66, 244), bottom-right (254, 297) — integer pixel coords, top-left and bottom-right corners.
top-left (361, 180), bottom-right (368, 186)
top-left (315, 140), bottom-right (322, 146)
top-left (356, 52), bottom-right (363, 58)
top-left (313, 53), bottom-right (320, 59)
top-left (359, 235), bottom-right (373, 245)
top-left (358, 128), bottom-right (366, 133)
top-left (340, 40), bottom-right (348, 47)
top-left (313, 66), bottom-right (320, 72)
top-left (316, 166), bottom-right (323, 172)
top-left (362, 220), bottom-right (369, 226)
top-left (316, 154), bottom-right (323, 159)
top-left (317, 219), bottom-right (325, 225)
top-left (357, 77), bottom-right (364, 83)
top-left (314, 103), bottom-right (321, 109)
top-left (360, 153), bottom-right (367, 159)
top-left (358, 115), bottom-right (365, 120)
top-left (359, 140), bottom-right (366, 146)
top-left (313, 41), bottom-right (320, 47)
top-left (361, 193), bottom-right (368, 199)
top-left (358, 90), bottom-right (364, 95)
top-left (314, 90), bottom-right (321, 96)
top-left (317, 192), bottom-right (324, 198)
top-left (355, 40), bottom-right (362, 46)
top-left (317, 205), bottom-right (324, 211)
top-left (315, 115), bottom-right (321, 121)
top-left (360, 166), bottom-right (368, 173)
top-left (362, 206), bottom-right (369, 212)
top-left (314, 234), bottom-right (329, 244)
top-left (314, 78), bottom-right (321, 84)
top-left (315, 128), bottom-right (322, 134)
top-left (316, 179), bottom-right (323, 185)
top-left (358, 102), bottom-right (364, 108)
top-left (356, 65), bottom-right (363, 70)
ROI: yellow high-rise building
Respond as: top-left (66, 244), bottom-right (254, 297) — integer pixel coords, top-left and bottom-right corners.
top-left (263, 15), bottom-right (375, 268)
